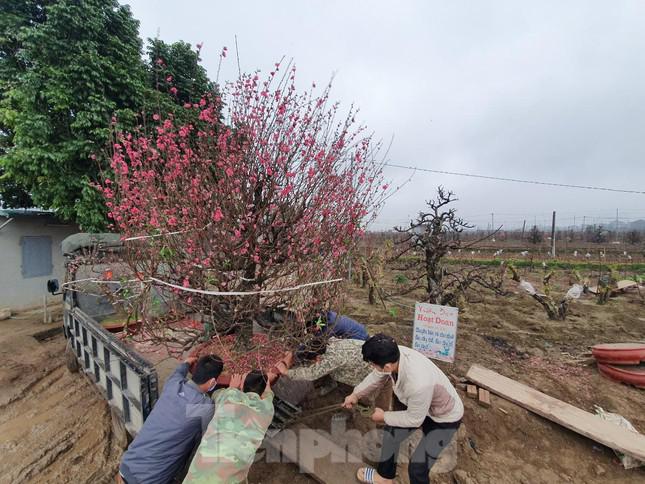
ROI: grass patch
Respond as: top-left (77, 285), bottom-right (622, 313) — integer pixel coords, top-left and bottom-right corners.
top-left (444, 258), bottom-right (645, 272)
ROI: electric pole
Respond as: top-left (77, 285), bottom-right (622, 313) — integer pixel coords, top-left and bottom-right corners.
top-left (582, 215), bottom-right (586, 236)
top-left (615, 208), bottom-right (619, 242)
top-left (573, 216), bottom-right (576, 242)
top-left (550, 211), bottom-right (556, 258)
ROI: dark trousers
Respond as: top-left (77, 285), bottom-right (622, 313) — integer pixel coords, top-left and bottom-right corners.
top-left (376, 417), bottom-right (461, 484)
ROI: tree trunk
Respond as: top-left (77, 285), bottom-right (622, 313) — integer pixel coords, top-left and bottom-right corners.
top-left (368, 285), bottom-right (375, 305)
top-left (597, 287), bottom-right (611, 305)
top-left (558, 299), bottom-right (569, 320)
top-left (237, 262), bottom-right (258, 347)
top-left (425, 254), bottom-right (442, 304)
top-left (531, 294), bottom-right (560, 320)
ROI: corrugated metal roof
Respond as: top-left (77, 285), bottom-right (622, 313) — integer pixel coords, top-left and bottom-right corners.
top-left (0, 208), bottom-right (56, 218)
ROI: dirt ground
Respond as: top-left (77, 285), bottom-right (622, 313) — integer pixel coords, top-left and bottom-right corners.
top-left (0, 307), bottom-right (314, 484)
top-left (338, 265), bottom-right (645, 483)
top-left (0, 308), bottom-right (121, 484)
top-left (1, 266), bottom-right (644, 483)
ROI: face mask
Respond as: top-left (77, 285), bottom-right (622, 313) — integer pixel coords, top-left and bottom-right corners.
top-left (207, 381), bottom-right (217, 392)
top-left (373, 366), bottom-right (391, 375)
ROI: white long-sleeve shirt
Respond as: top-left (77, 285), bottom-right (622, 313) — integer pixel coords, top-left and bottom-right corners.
top-left (353, 345), bottom-right (463, 427)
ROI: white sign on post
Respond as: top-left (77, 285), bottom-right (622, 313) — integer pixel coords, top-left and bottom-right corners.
top-left (412, 302), bottom-right (458, 363)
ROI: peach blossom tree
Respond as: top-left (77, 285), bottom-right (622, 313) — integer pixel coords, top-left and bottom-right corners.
top-left (102, 62), bottom-right (387, 352)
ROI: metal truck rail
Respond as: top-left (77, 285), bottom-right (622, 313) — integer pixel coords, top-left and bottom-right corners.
top-left (63, 302), bottom-right (158, 435)
top-left (48, 233), bottom-right (159, 437)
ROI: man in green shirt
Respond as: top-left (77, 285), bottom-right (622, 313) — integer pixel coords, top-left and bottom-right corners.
top-left (184, 371), bottom-right (275, 484)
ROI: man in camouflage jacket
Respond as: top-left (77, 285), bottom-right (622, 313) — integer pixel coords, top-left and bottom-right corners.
top-left (287, 337), bottom-right (372, 387)
top-left (183, 372), bottom-right (274, 484)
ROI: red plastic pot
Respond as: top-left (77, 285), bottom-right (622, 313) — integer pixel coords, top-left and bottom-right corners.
top-left (591, 343), bottom-right (645, 365)
top-left (597, 363), bottom-right (645, 389)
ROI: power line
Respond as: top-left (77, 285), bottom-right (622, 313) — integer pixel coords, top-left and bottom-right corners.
top-left (383, 162), bottom-right (645, 195)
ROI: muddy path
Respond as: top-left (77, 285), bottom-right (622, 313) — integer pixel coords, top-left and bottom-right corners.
top-left (0, 316), bottom-right (121, 484)
top-left (0, 312), bottom-right (313, 484)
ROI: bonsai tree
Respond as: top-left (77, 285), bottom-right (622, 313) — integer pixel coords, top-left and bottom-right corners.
top-left (390, 186), bottom-right (506, 307)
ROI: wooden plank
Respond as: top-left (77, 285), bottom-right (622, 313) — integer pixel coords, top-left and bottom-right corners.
top-left (466, 364), bottom-right (645, 461)
top-left (466, 384), bottom-right (478, 399)
top-left (263, 424), bottom-right (365, 484)
top-left (616, 280), bottom-right (638, 291)
top-left (477, 388), bottom-right (491, 407)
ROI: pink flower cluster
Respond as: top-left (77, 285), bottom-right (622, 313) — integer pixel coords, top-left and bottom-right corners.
top-left (102, 63), bottom-right (386, 337)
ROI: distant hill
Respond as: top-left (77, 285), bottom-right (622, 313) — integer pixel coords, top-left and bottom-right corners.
top-left (606, 219), bottom-right (645, 232)
top-left (629, 219), bottom-right (645, 231)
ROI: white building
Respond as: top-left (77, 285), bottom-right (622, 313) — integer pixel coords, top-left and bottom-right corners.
top-left (0, 209), bottom-right (79, 310)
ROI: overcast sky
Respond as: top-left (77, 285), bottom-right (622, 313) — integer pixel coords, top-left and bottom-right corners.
top-left (126, 0), bottom-right (645, 230)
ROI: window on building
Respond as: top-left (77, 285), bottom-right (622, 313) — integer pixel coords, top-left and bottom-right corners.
top-left (21, 236), bottom-right (53, 278)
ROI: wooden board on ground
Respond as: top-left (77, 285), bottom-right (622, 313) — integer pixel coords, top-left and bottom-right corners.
top-left (466, 384), bottom-right (478, 399)
top-left (466, 364), bottom-right (645, 461)
top-left (478, 388), bottom-right (491, 407)
top-left (616, 280), bottom-right (638, 291)
top-left (263, 424), bottom-right (365, 484)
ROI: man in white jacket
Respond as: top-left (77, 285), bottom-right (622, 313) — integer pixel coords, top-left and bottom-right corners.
top-left (343, 334), bottom-right (463, 484)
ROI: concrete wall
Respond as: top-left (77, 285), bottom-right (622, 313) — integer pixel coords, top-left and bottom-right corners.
top-left (0, 215), bottom-right (79, 310)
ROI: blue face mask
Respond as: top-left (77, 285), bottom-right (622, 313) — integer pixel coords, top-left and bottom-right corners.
top-left (207, 381), bottom-right (217, 392)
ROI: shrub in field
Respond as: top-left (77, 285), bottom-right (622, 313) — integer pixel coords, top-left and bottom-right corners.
top-left (584, 224), bottom-right (609, 243)
top-left (528, 225), bottom-right (543, 244)
top-left (359, 240), bottom-right (392, 305)
top-left (626, 230), bottom-right (642, 245)
top-left (509, 265), bottom-right (582, 319)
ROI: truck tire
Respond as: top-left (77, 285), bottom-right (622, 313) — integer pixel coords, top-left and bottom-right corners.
top-left (110, 406), bottom-right (129, 450)
top-left (65, 340), bottom-right (79, 373)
